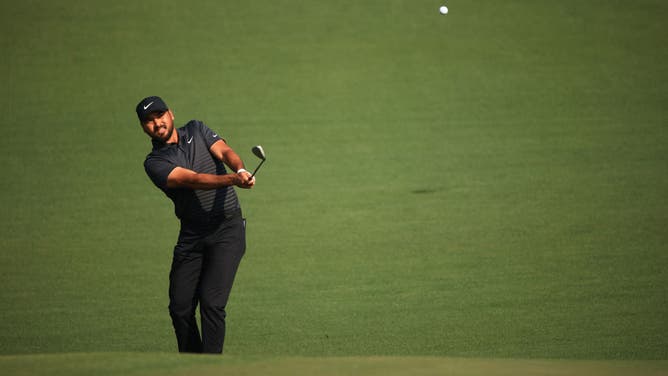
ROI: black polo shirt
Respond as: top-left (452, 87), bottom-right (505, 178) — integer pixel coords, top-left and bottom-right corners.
top-left (144, 120), bottom-right (240, 225)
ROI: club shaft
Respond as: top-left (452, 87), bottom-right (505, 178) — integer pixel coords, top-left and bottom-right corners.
top-left (250, 159), bottom-right (265, 178)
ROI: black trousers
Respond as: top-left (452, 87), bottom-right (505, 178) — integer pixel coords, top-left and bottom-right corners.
top-left (168, 211), bottom-right (246, 354)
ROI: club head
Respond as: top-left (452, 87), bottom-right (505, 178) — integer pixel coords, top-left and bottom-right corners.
top-left (252, 145), bottom-right (266, 160)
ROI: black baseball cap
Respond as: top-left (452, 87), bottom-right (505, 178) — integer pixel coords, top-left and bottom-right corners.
top-left (136, 96), bottom-right (169, 122)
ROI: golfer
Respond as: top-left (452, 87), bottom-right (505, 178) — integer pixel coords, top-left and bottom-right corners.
top-left (136, 96), bottom-right (253, 354)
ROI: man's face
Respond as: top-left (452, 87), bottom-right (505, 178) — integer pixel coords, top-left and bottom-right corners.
top-left (141, 110), bottom-right (175, 142)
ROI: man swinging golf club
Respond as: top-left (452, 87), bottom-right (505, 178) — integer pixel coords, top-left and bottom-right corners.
top-left (136, 95), bottom-right (254, 354)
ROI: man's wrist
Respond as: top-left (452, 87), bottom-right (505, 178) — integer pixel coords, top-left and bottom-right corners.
top-left (236, 168), bottom-right (248, 174)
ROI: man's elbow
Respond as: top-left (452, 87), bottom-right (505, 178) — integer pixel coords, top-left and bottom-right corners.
top-left (166, 168), bottom-right (201, 189)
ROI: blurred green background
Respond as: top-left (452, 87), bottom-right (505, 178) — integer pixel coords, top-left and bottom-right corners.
top-left (1, 0), bottom-right (666, 363)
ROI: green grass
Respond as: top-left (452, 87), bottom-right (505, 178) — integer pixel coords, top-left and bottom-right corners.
top-left (1, 0), bottom-right (667, 374)
top-left (1, 353), bottom-right (667, 376)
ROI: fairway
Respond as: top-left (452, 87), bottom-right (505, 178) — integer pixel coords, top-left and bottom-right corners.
top-left (2, 353), bottom-right (668, 376)
top-left (1, 0), bottom-right (667, 375)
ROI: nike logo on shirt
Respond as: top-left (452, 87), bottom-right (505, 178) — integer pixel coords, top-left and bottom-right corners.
top-left (187, 136), bottom-right (193, 144)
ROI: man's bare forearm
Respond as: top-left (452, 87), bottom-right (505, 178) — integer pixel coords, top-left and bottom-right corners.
top-left (166, 167), bottom-right (251, 190)
top-left (221, 148), bottom-right (245, 173)
top-left (210, 140), bottom-right (246, 173)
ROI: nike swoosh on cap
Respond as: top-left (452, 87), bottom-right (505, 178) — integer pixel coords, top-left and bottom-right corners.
top-left (143, 101), bottom-right (154, 110)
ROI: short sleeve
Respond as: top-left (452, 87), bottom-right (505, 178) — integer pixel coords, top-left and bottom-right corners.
top-left (195, 120), bottom-right (224, 149)
top-left (144, 155), bottom-right (176, 190)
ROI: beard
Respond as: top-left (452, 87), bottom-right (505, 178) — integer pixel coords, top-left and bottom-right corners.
top-left (153, 124), bottom-right (174, 142)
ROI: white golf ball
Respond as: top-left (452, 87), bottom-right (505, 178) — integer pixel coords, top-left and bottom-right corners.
top-left (439, 5), bottom-right (448, 15)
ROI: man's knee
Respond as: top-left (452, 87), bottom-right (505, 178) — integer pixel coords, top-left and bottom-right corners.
top-left (200, 298), bottom-right (227, 314)
top-left (199, 298), bottom-right (227, 319)
top-left (169, 299), bottom-right (197, 320)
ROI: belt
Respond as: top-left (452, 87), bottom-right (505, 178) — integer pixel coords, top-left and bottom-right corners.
top-left (180, 208), bottom-right (242, 227)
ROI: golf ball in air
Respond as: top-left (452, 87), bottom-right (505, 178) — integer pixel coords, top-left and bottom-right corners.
top-left (439, 5), bottom-right (448, 14)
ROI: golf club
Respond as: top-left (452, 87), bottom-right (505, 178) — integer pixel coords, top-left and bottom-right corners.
top-left (250, 145), bottom-right (266, 178)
